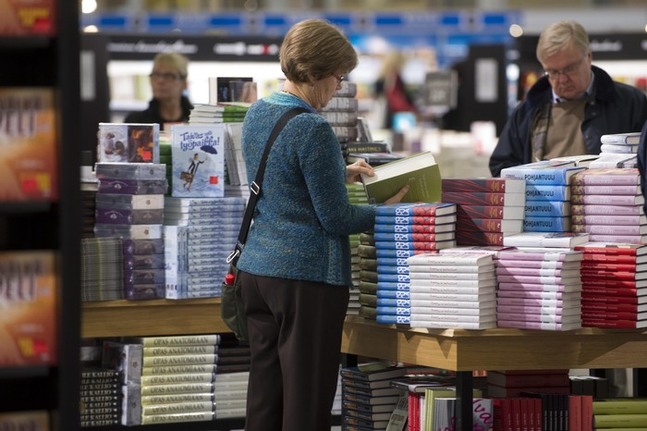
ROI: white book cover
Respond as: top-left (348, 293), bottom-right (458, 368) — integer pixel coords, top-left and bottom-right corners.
top-left (170, 124), bottom-right (225, 198)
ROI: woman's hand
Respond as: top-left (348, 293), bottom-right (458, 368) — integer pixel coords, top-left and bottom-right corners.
top-left (384, 185), bottom-right (410, 204)
top-left (346, 160), bottom-right (374, 184)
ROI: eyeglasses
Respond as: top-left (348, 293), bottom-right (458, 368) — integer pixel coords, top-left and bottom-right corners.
top-left (543, 55), bottom-right (586, 80)
top-left (333, 74), bottom-right (345, 84)
top-left (149, 72), bottom-right (183, 81)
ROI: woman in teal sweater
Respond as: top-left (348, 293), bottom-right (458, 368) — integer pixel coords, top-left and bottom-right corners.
top-left (236, 18), bottom-right (408, 431)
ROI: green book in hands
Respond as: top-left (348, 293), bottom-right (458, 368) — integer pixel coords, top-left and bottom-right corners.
top-left (361, 151), bottom-right (441, 204)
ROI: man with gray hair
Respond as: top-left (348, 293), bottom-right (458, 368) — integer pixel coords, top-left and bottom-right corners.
top-left (489, 20), bottom-right (647, 177)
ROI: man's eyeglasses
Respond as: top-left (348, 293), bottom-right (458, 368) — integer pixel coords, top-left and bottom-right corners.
top-left (333, 74), bottom-right (345, 84)
top-left (149, 72), bottom-right (183, 81)
top-left (543, 55), bottom-right (586, 80)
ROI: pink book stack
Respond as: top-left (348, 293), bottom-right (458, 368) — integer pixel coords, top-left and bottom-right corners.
top-left (494, 249), bottom-right (584, 331)
top-left (570, 168), bottom-right (646, 244)
top-left (406, 252), bottom-right (497, 329)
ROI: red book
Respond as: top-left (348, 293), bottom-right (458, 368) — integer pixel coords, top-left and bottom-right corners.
top-left (569, 394), bottom-right (583, 431)
top-left (571, 167), bottom-right (640, 186)
top-left (582, 286), bottom-right (642, 298)
top-left (581, 294), bottom-right (647, 306)
top-left (582, 317), bottom-right (647, 329)
top-left (581, 395), bottom-right (593, 431)
top-left (455, 230), bottom-right (504, 246)
top-left (581, 277), bottom-right (646, 288)
top-left (581, 310), bottom-right (647, 320)
top-left (582, 253), bottom-right (642, 264)
top-left (442, 191), bottom-right (525, 206)
top-left (580, 261), bottom-right (645, 272)
top-left (441, 177), bottom-right (525, 193)
top-left (575, 242), bottom-right (647, 256)
top-left (457, 216), bottom-right (523, 234)
top-left (457, 204), bottom-right (525, 220)
top-left (580, 270), bottom-right (644, 281)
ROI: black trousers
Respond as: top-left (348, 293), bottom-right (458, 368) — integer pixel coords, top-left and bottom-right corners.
top-left (239, 271), bottom-right (349, 431)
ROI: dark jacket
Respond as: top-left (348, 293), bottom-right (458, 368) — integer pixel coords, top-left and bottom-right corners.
top-left (489, 66), bottom-right (647, 177)
top-left (124, 95), bottom-right (193, 130)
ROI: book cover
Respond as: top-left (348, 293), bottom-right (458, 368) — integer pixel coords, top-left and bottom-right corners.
top-left (570, 168), bottom-right (640, 186)
top-left (375, 202), bottom-right (457, 217)
top-left (97, 123), bottom-right (160, 164)
top-left (0, 87), bottom-right (57, 201)
top-left (170, 124), bottom-right (225, 197)
top-left (361, 151), bottom-right (441, 204)
top-left (502, 232), bottom-right (590, 248)
top-left (441, 177), bottom-right (525, 193)
top-left (0, 251), bottom-right (57, 367)
top-left (0, 0), bottom-right (55, 35)
top-left (500, 160), bottom-right (585, 185)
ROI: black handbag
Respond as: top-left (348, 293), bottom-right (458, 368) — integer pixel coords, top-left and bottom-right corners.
top-left (221, 107), bottom-right (308, 343)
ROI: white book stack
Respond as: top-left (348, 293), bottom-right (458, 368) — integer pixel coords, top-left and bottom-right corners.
top-left (213, 371), bottom-right (249, 419)
top-left (599, 132), bottom-right (641, 155)
top-left (407, 252), bottom-right (497, 329)
top-left (163, 196), bottom-right (246, 299)
top-left (347, 183), bottom-right (369, 316)
top-left (494, 249), bottom-right (584, 331)
top-left (317, 80), bottom-right (359, 145)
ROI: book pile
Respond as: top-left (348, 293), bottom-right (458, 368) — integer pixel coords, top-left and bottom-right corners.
top-left (592, 397), bottom-right (647, 429)
top-left (81, 166), bottom-right (99, 238)
top-left (347, 182), bottom-right (370, 316)
top-left (494, 248), bottom-right (584, 331)
top-left (163, 196), bottom-right (246, 299)
top-left (486, 369), bottom-right (571, 398)
top-left (441, 178), bottom-right (525, 246)
top-left (422, 385), bottom-right (483, 431)
top-left (407, 251), bottom-right (497, 330)
top-left (94, 162), bottom-right (168, 300)
top-left (170, 124), bottom-right (226, 198)
top-left (213, 333), bottom-right (250, 419)
top-left (599, 132), bottom-right (641, 156)
top-left (371, 202), bottom-right (458, 325)
top-left (222, 123), bottom-right (249, 196)
top-left (570, 168), bottom-right (646, 243)
top-left (111, 334), bottom-right (221, 426)
top-left (574, 242), bottom-right (647, 329)
top-left (357, 231), bottom-right (379, 321)
top-left (319, 80), bottom-right (360, 144)
top-left (189, 103), bottom-right (249, 124)
top-left (494, 392), bottom-right (592, 431)
top-left (79, 367), bottom-right (121, 427)
top-left (501, 160), bottom-right (586, 233)
top-left (340, 362), bottom-right (407, 431)
top-left (81, 237), bottom-right (124, 301)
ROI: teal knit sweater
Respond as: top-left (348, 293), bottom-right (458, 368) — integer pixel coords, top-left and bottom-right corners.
top-left (236, 92), bottom-right (376, 287)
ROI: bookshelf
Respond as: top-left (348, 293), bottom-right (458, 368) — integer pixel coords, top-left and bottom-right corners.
top-left (0, 1), bottom-right (81, 430)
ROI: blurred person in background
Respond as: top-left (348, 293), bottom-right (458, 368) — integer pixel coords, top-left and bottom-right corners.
top-left (373, 51), bottom-right (418, 130)
top-left (124, 52), bottom-right (193, 130)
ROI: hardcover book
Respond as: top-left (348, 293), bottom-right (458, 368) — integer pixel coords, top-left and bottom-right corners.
top-left (500, 160), bottom-right (585, 185)
top-left (570, 168), bottom-right (641, 186)
top-left (502, 232), bottom-right (590, 248)
top-left (0, 87), bottom-right (57, 201)
top-left (441, 177), bottom-right (525, 193)
top-left (97, 123), bottom-right (160, 164)
top-left (0, 251), bottom-right (57, 367)
top-left (600, 132), bottom-right (642, 146)
top-left (0, 0), bottom-right (55, 35)
top-left (170, 124), bottom-right (225, 197)
top-left (375, 202), bottom-right (457, 217)
top-left (361, 151), bottom-right (441, 204)
top-left (442, 191), bottom-right (525, 206)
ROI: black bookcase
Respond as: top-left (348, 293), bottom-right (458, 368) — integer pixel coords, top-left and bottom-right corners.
top-left (0, 1), bottom-right (81, 430)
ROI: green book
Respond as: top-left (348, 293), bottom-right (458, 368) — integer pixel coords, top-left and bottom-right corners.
top-left (593, 398), bottom-right (647, 414)
top-left (423, 386), bottom-right (482, 431)
top-left (361, 151), bottom-right (441, 204)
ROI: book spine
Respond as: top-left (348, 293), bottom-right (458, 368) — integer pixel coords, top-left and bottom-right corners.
top-left (373, 232), bottom-right (454, 242)
top-left (572, 224), bottom-right (644, 236)
top-left (524, 185), bottom-right (571, 201)
top-left (524, 201), bottom-right (570, 217)
top-left (571, 194), bottom-right (642, 205)
top-left (442, 191), bottom-right (525, 206)
top-left (571, 184), bottom-right (640, 195)
top-left (140, 411), bottom-right (215, 424)
top-left (136, 334), bottom-right (221, 347)
top-left (571, 214), bottom-right (643, 225)
top-left (441, 178), bottom-right (522, 193)
top-left (571, 172), bottom-right (639, 186)
top-left (523, 216), bottom-right (571, 232)
top-left (373, 223), bottom-right (454, 233)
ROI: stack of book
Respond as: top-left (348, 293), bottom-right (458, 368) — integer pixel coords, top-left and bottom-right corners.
top-left (494, 248), bottom-right (584, 331)
top-left (570, 168), bottom-right (646, 243)
top-left (163, 196), bottom-right (246, 299)
top-left (319, 80), bottom-right (360, 144)
top-left (340, 362), bottom-right (407, 431)
top-left (372, 202), bottom-right (458, 325)
top-left (592, 397), bottom-right (647, 429)
top-left (188, 103), bottom-right (249, 124)
top-left (213, 333), bottom-right (250, 419)
top-left (441, 178), bottom-right (525, 246)
top-left (599, 132), bottom-right (641, 156)
top-left (357, 231), bottom-right (379, 321)
top-left (94, 162), bottom-right (168, 300)
top-left (574, 242), bottom-right (647, 329)
top-left (501, 160), bottom-right (586, 233)
top-left (486, 369), bottom-right (571, 398)
top-left (81, 237), bottom-right (124, 301)
top-left (79, 367), bottom-right (121, 427)
top-left (407, 252), bottom-right (497, 329)
top-left (347, 182), bottom-right (370, 316)
top-left (222, 123), bottom-right (248, 196)
top-left (422, 386), bottom-right (483, 431)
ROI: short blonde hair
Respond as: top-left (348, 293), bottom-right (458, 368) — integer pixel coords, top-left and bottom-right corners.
top-left (153, 52), bottom-right (189, 79)
top-left (280, 18), bottom-right (358, 84)
top-left (536, 20), bottom-right (590, 63)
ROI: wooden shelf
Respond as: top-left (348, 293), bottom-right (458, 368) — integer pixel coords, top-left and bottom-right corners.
top-left (82, 298), bottom-right (229, 338)
top-left (341, 315), bottom-right (647, 371)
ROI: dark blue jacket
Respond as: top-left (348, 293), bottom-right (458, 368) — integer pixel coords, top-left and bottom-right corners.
top-left (490, 66), bottom-right (647, 177)
top-left (124, 95), bottom-right (193, 130)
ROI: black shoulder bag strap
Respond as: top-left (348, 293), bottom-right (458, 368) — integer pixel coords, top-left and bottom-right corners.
top-left (227, 107), bottom-right (308, 264)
